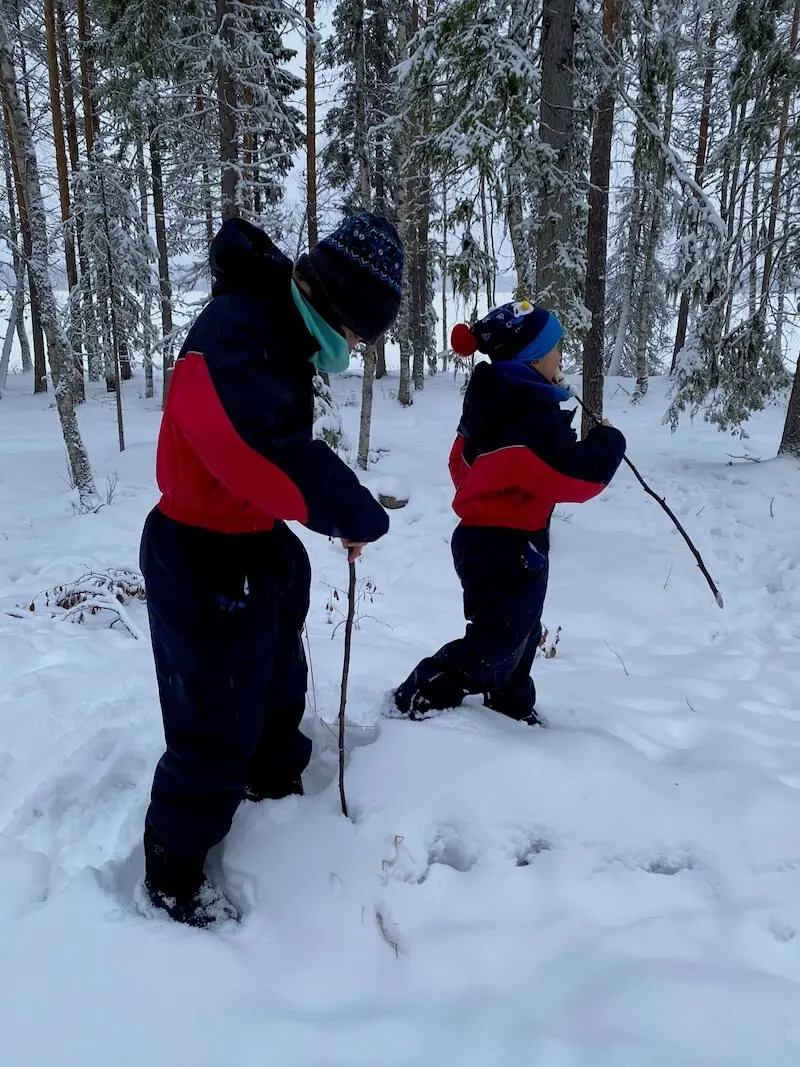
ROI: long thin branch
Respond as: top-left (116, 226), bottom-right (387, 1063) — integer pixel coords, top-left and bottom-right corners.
top-left (571, 390), bottom-right (724, 609)
top-left (337, 560), bottom-right (358, 819)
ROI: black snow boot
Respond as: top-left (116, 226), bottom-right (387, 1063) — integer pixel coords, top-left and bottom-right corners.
top-left (244, 776), bottom-right (304, 803)
top-left (484, 688), bottom-right (542, 727)
top-left (393, 666), bottom-right (467, 719)
top-left (143, 822), bottom-right (239, 929)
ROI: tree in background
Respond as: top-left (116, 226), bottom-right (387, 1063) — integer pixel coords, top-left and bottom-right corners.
top-left (0, 8), bottom-right (95, 500)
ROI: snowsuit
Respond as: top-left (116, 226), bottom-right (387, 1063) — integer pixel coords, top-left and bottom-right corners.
top-left (394, 359), bottom-right (626, 720)
top-left (141, 219), bottom-right (389, 861)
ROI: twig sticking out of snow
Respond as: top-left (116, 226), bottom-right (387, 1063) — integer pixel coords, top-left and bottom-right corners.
top-left (603, 641), bottom-right (630, 677)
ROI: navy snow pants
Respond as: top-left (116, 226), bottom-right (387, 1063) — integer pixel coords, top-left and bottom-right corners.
top-left (396, 525), bottom-right (549, 720)
top-left (140, 509), bottom-right (312, 858)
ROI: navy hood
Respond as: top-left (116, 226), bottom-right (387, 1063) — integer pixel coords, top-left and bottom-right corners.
top-left (209, 218), bottom-right (293, 296)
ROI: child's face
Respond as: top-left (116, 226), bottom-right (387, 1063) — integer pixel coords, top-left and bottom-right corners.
top-left (535, 343), bottom-right (563, 383)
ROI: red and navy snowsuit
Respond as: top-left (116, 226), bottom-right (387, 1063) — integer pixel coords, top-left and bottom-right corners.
top-left (141, 219), bottom-right (389, 859)
top-left (394, 359), bottom-right (626, 720)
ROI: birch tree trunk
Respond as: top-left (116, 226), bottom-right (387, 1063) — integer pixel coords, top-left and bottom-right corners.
top-left (4, 97), bottom-right (46, 390)
top-left (582, 0), bottom-right (622, 435)
top-left (357, 346), bottom-right (376, 470)
top-left (0, 262), bottom-right (24, 396)
top-left (0, 12), bottom-right (95, 500)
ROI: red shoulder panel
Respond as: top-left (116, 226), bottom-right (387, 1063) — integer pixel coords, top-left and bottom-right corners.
top-left (167, 353), bottom-right (309, 524)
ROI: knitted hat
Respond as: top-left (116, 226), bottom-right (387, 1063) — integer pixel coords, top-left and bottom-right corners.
top-left (296, 213), bottom-right (404, 345)
top-left (451, 300), bottom-right (563, 363)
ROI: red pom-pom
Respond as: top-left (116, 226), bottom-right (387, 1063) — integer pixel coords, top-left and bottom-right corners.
top-left (451, 322), bottom-right (478, 356)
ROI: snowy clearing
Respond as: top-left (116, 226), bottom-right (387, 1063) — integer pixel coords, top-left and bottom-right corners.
top-left (2, 370), bottom-right (800, 1066)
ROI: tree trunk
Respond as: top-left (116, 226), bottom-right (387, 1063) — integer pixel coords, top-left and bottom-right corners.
top-left (779, 358), bottom-right (800, 456)
top-left (45, 0), bottom-right (83, 402)
top-left (305, 0), bottom-right (318, 247)
top-left (135, 130), bottom-right (154, 400)
top-left (761, 0), bottom-right (799, 304)
top-left (748, 162), bottom-right (760, 319)
top-left (536, 0), bottom-right (576, 316)
top-left (3, 98), bottom-right (46, 391)
top-left (0, 12), bottom-right (95, 500)
top-left (98, 166), bottom-right (125, 450)
top-left (357, 345), bottom-right (376, 470)
top-left (506, 162), bottom-right (534, 298)
top-left (632, 82), bottom-right (674, 402)
top-left (57, 0), bottom-right (95, 385)
top-left (75, 0), bottom-right (103, 382)
top-left (149, 125), bottom-right (174, 407)
top-left (479, 172), bottom-right (495, 308)
top-left (216, 0), bottom-right (238, 220)
top-left (194, 87), bottom-right (215, 248)
top-left (606, 171), bottom-right (643, 377)
top-left (581, 0), bottom-right (622, 435)
top-left (75, 0), bottom-right (98, 156)
top-left (0, 261), bottom-right (24, 396)
top-left (672, 16), bottom-right (718, 369)
top-left (1, 108), bottom-right (30, 371)
top-left (55, 0), bottom-right (79, 169)
top-left (441, 173), bottom-right (449, 372)
top-left (374, 137), bottom-right (388, 380)
top-left (375, 337), bottom-right (386, 379)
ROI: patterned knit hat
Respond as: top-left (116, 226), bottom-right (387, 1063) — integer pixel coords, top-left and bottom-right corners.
top-left (296, 214), bottom-right (404, 345)
top-left (451, 300), bottom-right (563, 363)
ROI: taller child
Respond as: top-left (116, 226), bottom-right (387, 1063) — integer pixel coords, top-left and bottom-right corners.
top-left (140, 214), bottom-right (403, 927)
top-left (394, 300), bottom-right (626, 724)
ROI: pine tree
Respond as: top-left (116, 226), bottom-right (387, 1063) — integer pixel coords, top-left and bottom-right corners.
top-left (0, 9), bottom-right (95, 501)
top-left (582, 0), bottom-right (623, 430)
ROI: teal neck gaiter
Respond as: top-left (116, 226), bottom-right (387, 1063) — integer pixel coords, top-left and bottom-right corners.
top-left (291, 280), bottom-right (351, 375)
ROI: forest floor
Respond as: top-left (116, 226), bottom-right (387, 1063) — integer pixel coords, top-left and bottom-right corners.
top-left (2, 367), bottom-right (800, 1066)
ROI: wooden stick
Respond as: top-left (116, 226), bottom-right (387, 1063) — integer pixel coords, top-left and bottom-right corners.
top-left (571, 391), bottom-right (724, 609)
top-left (337, 560), bottom-right (358, 818)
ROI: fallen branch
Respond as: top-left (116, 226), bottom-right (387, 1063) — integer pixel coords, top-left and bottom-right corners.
top-left (569, 390), bottom-right (724, 609)
top-left (337, 560), bottom-right (358, 819)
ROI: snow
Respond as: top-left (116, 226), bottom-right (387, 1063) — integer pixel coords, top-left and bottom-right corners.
top-left (2, 368), bottom-right (800, 1066)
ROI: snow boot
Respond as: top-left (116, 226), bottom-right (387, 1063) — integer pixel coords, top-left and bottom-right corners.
top-left (244, 776), bottom-right (304, 803)
top-left (484, 684), bottom-right (541, 726)
top-left (143, 822), bottom-right (238, 929)
top-left (393, 665), bottom-right (467, 719)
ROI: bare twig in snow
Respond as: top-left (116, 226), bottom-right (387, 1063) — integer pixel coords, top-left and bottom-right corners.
top-left (375, 909), bottom-right (400, 957)
top-left (603, 640), bottom-right (630, 676)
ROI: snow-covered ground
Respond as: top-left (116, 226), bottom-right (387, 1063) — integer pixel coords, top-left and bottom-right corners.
top-left (2, 367), bottom-right (800, 1067)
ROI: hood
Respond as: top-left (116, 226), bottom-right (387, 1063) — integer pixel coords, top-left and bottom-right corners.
top-left (460, 359), bottom-right (572, 438)
top-left (209, 218), bottom-right (293, 296)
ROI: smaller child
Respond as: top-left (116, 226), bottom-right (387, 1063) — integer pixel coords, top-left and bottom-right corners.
top-left (394, 300), bottom-right (627, 724)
